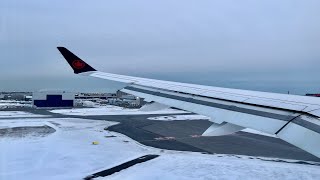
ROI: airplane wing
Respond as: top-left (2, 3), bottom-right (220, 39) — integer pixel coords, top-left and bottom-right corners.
top-left (57, 47), bottom-right (320, 158)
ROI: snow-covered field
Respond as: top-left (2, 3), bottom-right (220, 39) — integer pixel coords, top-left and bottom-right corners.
top-left (148, 114), bottom-right (277, 138)
top-left (0, 118), bottom-right (151, 180)
top-left (0, 117), bottom-right (319, 180)
top-left (0, 111), bottom-right (48, 118)
top-left (50, 106), bottom-right (188, 116)
top-left (105, 153), bottom-right (320, 180)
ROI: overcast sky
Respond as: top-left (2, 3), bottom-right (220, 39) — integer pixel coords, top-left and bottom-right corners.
top-left (1, 0), bottom-right (320, 94)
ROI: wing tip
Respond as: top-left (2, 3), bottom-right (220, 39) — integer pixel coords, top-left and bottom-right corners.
top-left (57, 46), bottom-right (96, 74)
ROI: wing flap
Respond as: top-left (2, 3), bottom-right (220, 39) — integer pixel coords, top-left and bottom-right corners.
top-left (202, 122), bottom-right (245, 136)
top-left (277, 115), bottom-right (320, 158)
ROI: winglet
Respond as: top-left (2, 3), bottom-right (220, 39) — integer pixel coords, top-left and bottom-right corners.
top-left (57, 47), bottom-right (96, 74)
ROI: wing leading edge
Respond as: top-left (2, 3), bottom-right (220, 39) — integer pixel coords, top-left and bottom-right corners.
top-left (57, 47), bottom-right (320, 158)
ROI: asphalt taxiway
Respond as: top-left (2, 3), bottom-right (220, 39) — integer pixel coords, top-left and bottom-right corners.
top-left (1, 108), bottom-right (319, 162)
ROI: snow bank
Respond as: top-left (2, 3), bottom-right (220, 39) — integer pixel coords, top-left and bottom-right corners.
top-left (0, 120), bottom-right (49, 129)
top-left (81, 100), bottom-right (97, 107)
top-left (50, 106), bottom-right (188, 116)
top-left (0, 100), bottom-right (32, 109)
top-left (0, 111), bottom-right (47, 118)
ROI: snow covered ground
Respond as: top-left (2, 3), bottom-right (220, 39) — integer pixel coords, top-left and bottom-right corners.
top-left (0, 111), bottom-right (48, 118)
top-left (0, 117), bottom-right (319, 180)
top-left (148, 114), bottom-right (277, 138)
top-left (104, 153), bottom-right (320, 180)
top-left (50, 106), bottom-right (188, 116)
top-left (0, 118), bottom-right (152, 180)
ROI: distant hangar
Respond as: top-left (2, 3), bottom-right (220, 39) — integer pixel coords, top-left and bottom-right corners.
top-left (33, 90), bottom-right (75, 108)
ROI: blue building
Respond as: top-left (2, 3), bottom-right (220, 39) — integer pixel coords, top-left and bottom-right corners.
top-left (33, 91), bottom-right (75, 108)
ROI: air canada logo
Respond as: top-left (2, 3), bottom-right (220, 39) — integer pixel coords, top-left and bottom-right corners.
top-left (72, 60), bottom-right (85, 69)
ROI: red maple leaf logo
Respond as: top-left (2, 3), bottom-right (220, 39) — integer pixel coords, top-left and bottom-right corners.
top-left (72, 60), bottom-right (85, 69)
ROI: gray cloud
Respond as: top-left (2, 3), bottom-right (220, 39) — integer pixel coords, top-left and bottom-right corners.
top-left (1, 0), bottom-right (320, 94)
